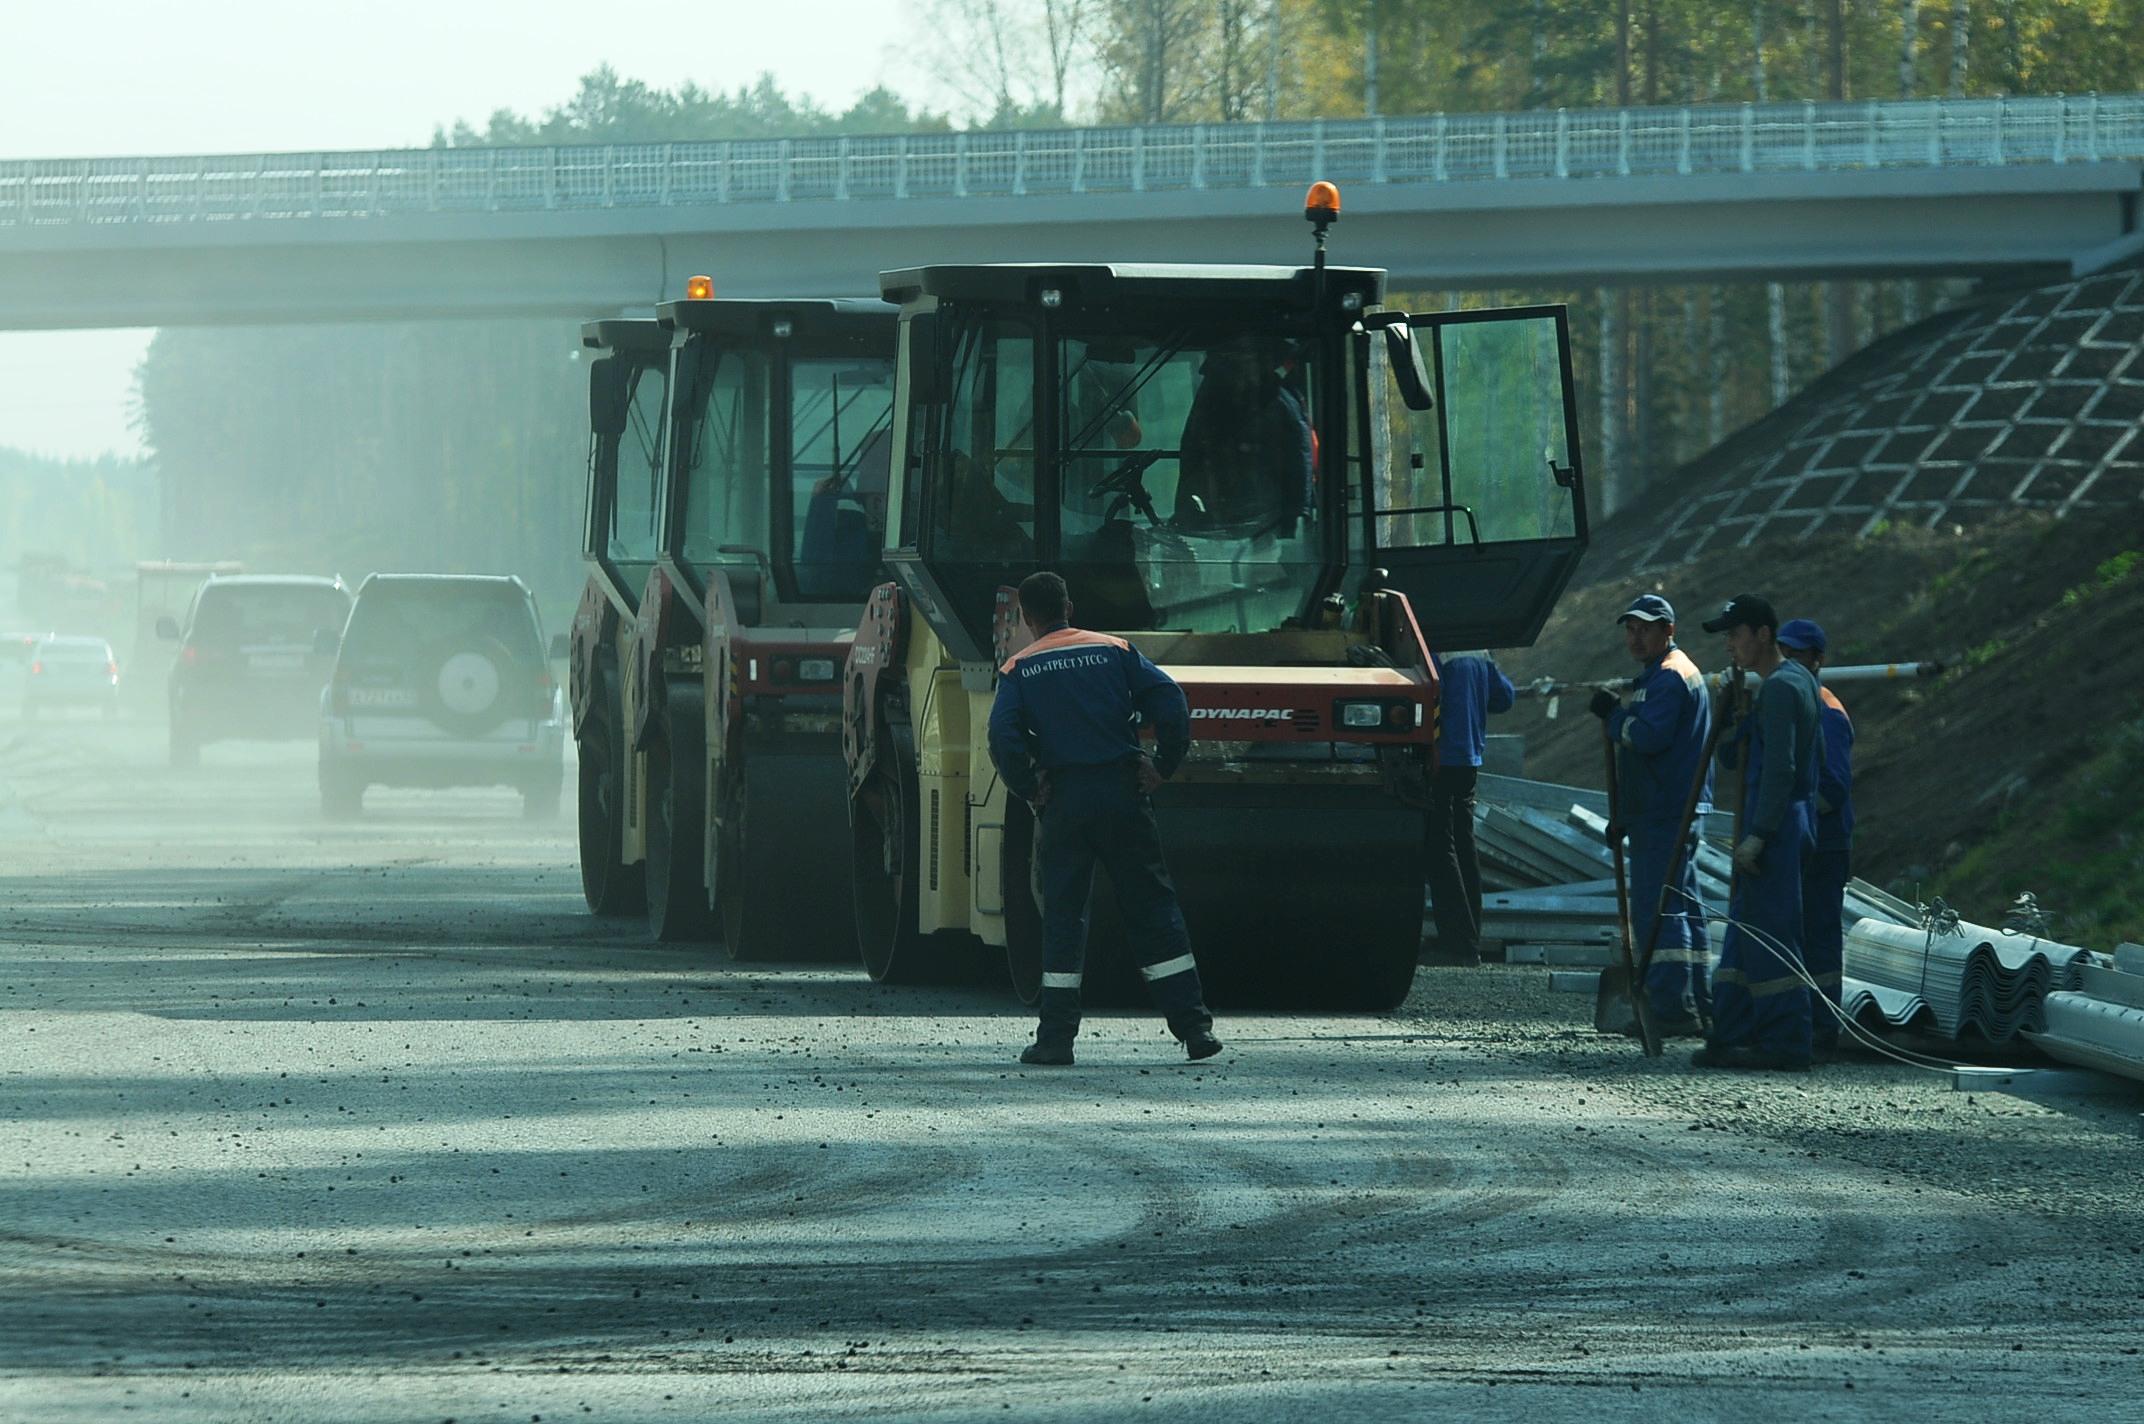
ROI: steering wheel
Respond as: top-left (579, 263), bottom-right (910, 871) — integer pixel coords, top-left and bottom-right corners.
top-left (1087, 449), bottom-right (1167, 526)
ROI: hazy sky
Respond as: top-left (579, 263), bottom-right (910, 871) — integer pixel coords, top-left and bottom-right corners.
top-left (0, 0), bottom-right (915, 461)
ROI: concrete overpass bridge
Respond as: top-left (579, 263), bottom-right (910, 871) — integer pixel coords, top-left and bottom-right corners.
top-left (4, 93), bottom-right (2144, 329)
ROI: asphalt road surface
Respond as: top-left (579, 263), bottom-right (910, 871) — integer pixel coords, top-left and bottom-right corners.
top-left (3, 716), bottom-right (2141, 1422)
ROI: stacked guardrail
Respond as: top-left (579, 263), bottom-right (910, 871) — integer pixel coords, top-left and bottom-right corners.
top-left (1841, 917), bottom-right (2092, 1044)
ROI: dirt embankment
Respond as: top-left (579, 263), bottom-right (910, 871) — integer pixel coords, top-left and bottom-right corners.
top-left (1491, 513), bottom-right (2144, 946)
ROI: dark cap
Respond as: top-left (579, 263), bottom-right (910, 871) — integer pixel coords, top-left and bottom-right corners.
top-left (1616, 593), bottom-right (1675, 626)
top-left (1776, 618), bottom-right (1827, 653)
top-left (1702, 593), bottom-right (1779, 635)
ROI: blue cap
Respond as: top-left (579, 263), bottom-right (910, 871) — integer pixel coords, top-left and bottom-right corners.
top-left (1617, 593), bottom-right (1675, 626)
top-left (1777, 618), bottom-right (1827, 653)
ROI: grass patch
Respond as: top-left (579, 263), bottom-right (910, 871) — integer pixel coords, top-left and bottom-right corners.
top-left (2060, 549), bottom-right (2143, 609)
top-left (1936, 718), bottom-right (2144, 947)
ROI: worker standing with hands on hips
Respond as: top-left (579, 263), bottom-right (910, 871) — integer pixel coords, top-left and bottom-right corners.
top-left (1423, 649), bottom-right (1517, 965)
top-left (1696, 593), bottom-right (1821, 1072)
top-left (1778, 617), bottom-right (1854, 1059)
top-left (987, 571), bottom-right (1223, 1068)
top-left (1590, 594), bottom-right (1713, 1037)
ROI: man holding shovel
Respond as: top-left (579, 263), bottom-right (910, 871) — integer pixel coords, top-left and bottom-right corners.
top-left (1590, 594), bottom-right (1714, 1039)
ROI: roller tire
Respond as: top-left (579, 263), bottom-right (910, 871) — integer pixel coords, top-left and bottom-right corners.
top-left (717, 751), bottom-right (857, 963)
top-left (644, 702), bottom-right (715, 944)
top-left (849, 712), bottom-right (975, 984)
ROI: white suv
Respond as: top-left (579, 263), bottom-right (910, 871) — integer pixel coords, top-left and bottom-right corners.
top-left (318, 575), bottom-right (566, 818)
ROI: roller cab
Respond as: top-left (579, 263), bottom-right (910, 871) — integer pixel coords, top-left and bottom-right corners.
top-left (570, 317), bottom-right (670, 918)
top-left (845, 214), bottom-right (1586, 1010)
top-left (635, 293), bottom-right (898, 957)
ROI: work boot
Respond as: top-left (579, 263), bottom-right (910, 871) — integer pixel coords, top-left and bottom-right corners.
top-left (1019, 1039), bottom-right (1074, 1066)
top-left (1183, 1031), bottom-right (1224, 1062)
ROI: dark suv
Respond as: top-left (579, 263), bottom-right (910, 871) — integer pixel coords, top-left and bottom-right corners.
top-left (162, 575), bottom-right (352, 766)
top-left (317, 575), bottom-right (566, 818)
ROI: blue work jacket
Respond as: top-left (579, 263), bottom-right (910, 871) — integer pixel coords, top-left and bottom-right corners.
top-left (1432, 653), bottom-right (1516, 769)
top-left (1607, 645), bottom-right (1715, 824)
top-left (987, 623), bottom-right (1191, 802)
top-left (1815, 684), bottom-right (1855, 851)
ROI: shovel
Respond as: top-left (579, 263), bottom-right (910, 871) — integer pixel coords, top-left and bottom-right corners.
top-left (1592, 724), bottom-right (1658, 1056)
top-left (1595, 669), bottom-right (1741, 1051)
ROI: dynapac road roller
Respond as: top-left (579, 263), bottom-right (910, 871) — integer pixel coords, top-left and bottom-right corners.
top-left (573, 291), bottom-right (898, 957)
top-left (841, 188), bottom-right (1588, 1008)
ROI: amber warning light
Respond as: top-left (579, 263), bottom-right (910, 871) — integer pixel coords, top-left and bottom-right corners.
top-left (684, 274), bottom-right (715, 300)
top-left (1305, 181), bottom-right (1341, 224)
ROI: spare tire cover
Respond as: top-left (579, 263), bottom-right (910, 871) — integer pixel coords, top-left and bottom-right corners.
top-left (422, 637), bottom-right (515, 737)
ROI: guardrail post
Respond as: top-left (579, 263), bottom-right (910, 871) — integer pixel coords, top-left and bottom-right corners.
top-left (2088, 92), bottom-right (2102, 161)
top-left (1616, 109), bottom-right (1631, 176)
top-left (717, 141), bottom-right (731, 203)
top-left (1678, 106), bottom-right (1693, 174)
top-left (602, 146), bottom-right (616, 208)
top-left (956, 132), bottom-right (969, 197)
top-left (2054, 96), bottom-right (2068, 165)
top-left (837, 137), bottom-right (851, 200)
top-left (137, 162), bottom-right (149, 222)
top-left (252, 154), bottom-right (266, 218)
top-left (1493, 113), bottom-right (1508, 179)
top-left (1313, 118), bottom-right (1325, 179)
top-left (1991, 98), bottom-right (2005, 164)
top-left (778, 139), bottom-right (793, 201)
top-left (1803, 100), bottom-right (1818, 170)
top-left (1073, 129), bottom-right (1087, 193)
top-left (369, 157), bottom-right (382, 217)
top-left (1554, 109), bottom-right (1569, 178)
top-left (312, 155), bottom-right (325, 217)
top-left (1741, 103), bottom-right (1755, 172)
top-left (1250, 123), bottom-right (1264, 187)
top-left (895, 136), bottom-right (908, 199)
top-left (1929, 99), bottom-right (1944, 166)
top-left (1191, 125), bottom-right (1206, 189)
top-left (1131, 127), bottom-right (1144, 191)
top-left (428, 151), bottom-right (440, 212)
top-left (1372, 116), bottom-right (1387, 182)
top-left (1432, 113), bottom-right (1447, 181)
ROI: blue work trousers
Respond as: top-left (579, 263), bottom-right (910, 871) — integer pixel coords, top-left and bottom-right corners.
top-left (1801, 845), bottom-right (1851, 1050)
top-left (1710, 809), bottom-right (1814, 1063)
top-left (1035, 763), bottom-right (1212, 1046)
top-left (1626, 819), bottom-right (1711, 1024)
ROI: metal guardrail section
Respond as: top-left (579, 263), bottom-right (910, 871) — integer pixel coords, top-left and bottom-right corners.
top-left (5, 94), bottom-right (2144, 227)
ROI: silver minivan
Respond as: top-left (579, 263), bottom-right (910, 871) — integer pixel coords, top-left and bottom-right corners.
top-left (317, 575), bottom-right (566, 818)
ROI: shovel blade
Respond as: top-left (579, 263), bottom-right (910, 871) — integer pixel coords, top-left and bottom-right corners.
top-left (1594, 962), bottom-right (1641, 1036)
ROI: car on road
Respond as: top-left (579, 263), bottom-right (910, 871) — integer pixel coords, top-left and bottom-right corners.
top-left (0, 630), bottom-right (45, 708)
top-left (161, 575), bottom-right (352, 766)
top-left (317, 574), bottom-right (566, 818)
top-left (22, 635), bottom-right (120, 719)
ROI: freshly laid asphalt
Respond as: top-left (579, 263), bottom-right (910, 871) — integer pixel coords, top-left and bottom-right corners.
top-left (2, 717), bottom-right (2139, 1422)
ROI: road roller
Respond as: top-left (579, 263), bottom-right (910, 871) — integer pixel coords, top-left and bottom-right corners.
top-left (841, 187), bottom-right (1589, 1009)
top-left (574, 292), bottom-right (898, 958)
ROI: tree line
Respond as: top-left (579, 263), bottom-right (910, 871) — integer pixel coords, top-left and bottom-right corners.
top-left (135, 3), bottom-right (2144, 615)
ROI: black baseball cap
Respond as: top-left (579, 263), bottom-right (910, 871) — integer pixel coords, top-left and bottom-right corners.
top-left (1616, 593), bottom-right (1675, 626)
top-left (1702, 593), bottom-right (1779, 634)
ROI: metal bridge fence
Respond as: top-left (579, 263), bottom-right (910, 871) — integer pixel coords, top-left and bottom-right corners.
top-left (5, 93), bottom-right (2142, 228)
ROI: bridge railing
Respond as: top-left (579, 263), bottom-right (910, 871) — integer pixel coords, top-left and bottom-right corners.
top-left (5, 93), bottom-right (2142, 227)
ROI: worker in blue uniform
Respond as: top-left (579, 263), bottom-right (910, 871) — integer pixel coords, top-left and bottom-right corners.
top-left (1778, 617), bottom-right (1854, 1058)
top-left (1423, 650), bottom-right (1516, 965)
top-left (1696, 593), bottom-right (1821, 1072)
top-left (987, 570), bottom-right (1222, 1067)
top-left (1589, 594), bottom-right (1713, 1037)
